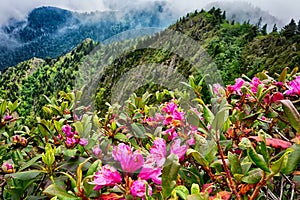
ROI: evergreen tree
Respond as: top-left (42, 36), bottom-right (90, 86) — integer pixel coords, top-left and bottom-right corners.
top-left (256, 17), bottom-right (262, 29)
top-left (282, 19), bottom-right (297, 38)
top-left (272, 24), bottom-right (278, 33)
top-left (261, 24), bottom-right (267, 35)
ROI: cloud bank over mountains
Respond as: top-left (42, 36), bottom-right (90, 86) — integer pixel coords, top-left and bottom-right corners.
top-left (0, 0), bottom-right (299, 26)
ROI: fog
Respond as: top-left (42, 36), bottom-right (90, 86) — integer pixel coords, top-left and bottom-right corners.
top-left (0, 0), bottom-right (299, 25)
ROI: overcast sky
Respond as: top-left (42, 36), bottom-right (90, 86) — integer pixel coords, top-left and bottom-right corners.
top-left (0, 0), bottom-right (299, 25)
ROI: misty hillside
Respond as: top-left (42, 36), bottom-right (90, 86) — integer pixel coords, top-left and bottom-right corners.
top-left (205, 1), bottom-right (284, 32)
top-left (0, 2), bottom-right (176, 70)
top-left (1, 7), bottom-right (300, 123)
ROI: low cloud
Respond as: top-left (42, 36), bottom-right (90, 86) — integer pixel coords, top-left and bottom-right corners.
top-left (0, 0), bottom-right (299, 25)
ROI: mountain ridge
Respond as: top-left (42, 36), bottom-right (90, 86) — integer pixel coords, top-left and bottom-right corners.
top-left (1, 8), bottom-right (300, 123)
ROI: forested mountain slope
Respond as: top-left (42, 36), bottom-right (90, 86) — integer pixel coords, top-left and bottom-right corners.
top-left (0, 2), bottom-right (175, 70)
top-left (0, 8), bottom-right (300, 124)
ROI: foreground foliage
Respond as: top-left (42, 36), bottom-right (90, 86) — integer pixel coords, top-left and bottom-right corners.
top-left (0, 68), bottom-right (300, 199)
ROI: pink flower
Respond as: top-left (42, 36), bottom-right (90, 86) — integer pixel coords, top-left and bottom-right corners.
top-left (12, 135), bottom-right (21, 143)
top-left (150, 138), bottom-right (166, 167)
top-left (172, 110), bottom-right (185, 121)
top-left (79, 138), bottom-right (88, 146)
top-left (112, 143), bottom-right (144, 173)
top-left (65, 137), bottom-right (77, 147)
top-left (264, 92), bottom-right (284, 104)
top-left (138, 155), bottom-right (162, 184)
top-left (92, 165), bottom-right (122, 190)
top-left (12, 135), bottom-right (27, 146)
top-left (285, 76), bottom-right (300, 96)
top-left (227, 78), bottom-right (245, 95)
top-left (139, 167), bottom-right (162, 185)
top-left (163, 128), bottom-right (178, 140)
top-left (250, 77), bottom-right (261, 94)
top-left (93, 145), bottom-right (102, 157)
top-left (2, 161), bottom-right (14, 173)
top-left (275, 82), bottom-right (284, 87)
top-left (271, 92), bottom-right (284, 103)
top-left (213, 84), bottom-right (222, 95)
top-left (170, 139), bottom-right (188, 161)
top-left (130, 180), bottom-right (152, 197)
top-left (162, 102), bottom-right (177, 114)
top-left (62, 124), bottom-right (73, 138)
top-left (4, 115), bottom-right (13, 121)
top-left (20, 137), bottom-right (28, 146)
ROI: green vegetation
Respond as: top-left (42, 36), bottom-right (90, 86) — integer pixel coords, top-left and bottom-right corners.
top-left (0, 7), bottom-right (300, 199)
top-left (0, 7), bottom-right (300, 123)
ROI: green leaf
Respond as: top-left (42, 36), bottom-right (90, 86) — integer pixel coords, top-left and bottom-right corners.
top-left (5, 170), bottom-right (41, 180)
top-left (19, 155), bottom-right (42, 172)
top-left (114, 133), bottom-right (128, 142)
top-left (86, 160), bottom-right (101, 176)
top-left (247, 147), bottom-right (270, 173)
top-left (191, 183), bottom-right (200, 195)
top-left (42, 143), bottom-right (55, 167)
top-left (242, 168), bottom-right (263, 184)
top-left (204, 140), bottom-right (218, 164)
top-left (0, 100), bottom-right (7, 116)
top-left (43, 184), bottom-right (79, 200)
top-left (290, 67), bottom-right (298, 77)
top-left (282, 144), bottom-right (300, 174)
top-left (9, 100), bottom-right (20, 112)
top-left (258, 86), bottom-right (276, 103)
top-left (186, 149), bottom-right (209, 167)
top-left (271, 148), bottom-right (293, 175)
top-left (131, 123), bottom-right (146, 138)
top-left (174, 185), bottom-right (189, 200)
top-left (64, 149), bottom-right (77, 157)
top-left (162, 154), bottom-right (181, 199)
top-left (211, 104), bottom-right (231, 133)
top-left (228, 152), bottom-right (242, 175)
top-left (278, 67), bottom-right (288, 82)
top-left (202, 104), bottom-right (214, 124)
top-left (280, 100), bottom-right (300, 132)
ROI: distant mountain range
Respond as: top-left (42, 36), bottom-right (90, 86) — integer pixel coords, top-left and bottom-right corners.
top-left (0, 1), bottom-right (177, 70)
top-left (0, 1), bottom-right (290, 71)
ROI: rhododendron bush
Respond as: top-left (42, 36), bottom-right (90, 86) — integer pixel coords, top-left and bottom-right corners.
top-left (0, 68), bottom-right (300, 199)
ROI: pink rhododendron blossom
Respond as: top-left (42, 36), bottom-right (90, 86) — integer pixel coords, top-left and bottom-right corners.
top-left (12, 135), bottom-right (27, 146)
top-left (139, 167), bottom-right (162, 185)
top-left (250, 77), bottom-right (261, 94)
top-left (170, 139), bottom-right (188, 161)
top-left (271, 92), bottom-right (284, 103)
top-left (150, 138), bottom-right (166, 167)
top-left (12, 135), bottom-right (21, 143)
top-left (264, 92), bottom-right (284, 104)
top-left (112, 143), bottom-right (144, 173)
top-left (65, 137), bottom-right (77, 147)
top-left (92, 165), bottom-right (122, 190)
top-left (138, 155), bottom-right (162, 184)
top-left (284, 76), bottom-right (300, 96)
top-left (62, 124), bottom-right (73, 137)
top-left (78, 138), bottom-right (88, 146)
top-left (162, 101), bottom-right (177, 114)
top-left (213, 83), bottom-right (222, 95)
top-left (275, 82), bottom-right (284, 87)
top-left (93, 145), bottom-right (102, 157)
top-left (4, 115), bottom-right (13, 121)
top-left (163, 128), bottom-right (178, 140)
top-left (130, 180), bottom-right (152, 197)
top-left (227, 78), bottom-right (245, 95)
top-left (2, 161), bottom-right (14, 173)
